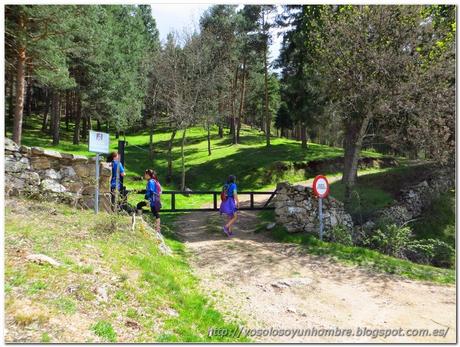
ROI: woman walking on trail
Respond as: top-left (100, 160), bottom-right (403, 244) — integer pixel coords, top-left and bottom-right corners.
top-left (141, 169), bottom-right (162, 232)
top-left (219, 175), bottom-right (239, 237)
top-left (107, 151), bottom-right (125, 209)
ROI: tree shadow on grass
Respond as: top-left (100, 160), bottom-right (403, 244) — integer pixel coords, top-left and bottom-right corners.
top-left (185, 143), bottom-right (344, 191)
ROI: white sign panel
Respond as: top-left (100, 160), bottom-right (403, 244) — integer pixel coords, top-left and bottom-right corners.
top-left (315, 178), bottom-right (328, 196)
top-left (89, 130), bottom-right (110, 154)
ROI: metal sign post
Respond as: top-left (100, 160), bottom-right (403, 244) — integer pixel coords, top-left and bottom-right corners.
top-left (312, 175), bottom-right (330, 241)
top-left (89, 130), bottom-right (110, 214)
top-left (319, 197), bottom-right (323, 240)
top-left (95, 153), bottom-right (100, 214)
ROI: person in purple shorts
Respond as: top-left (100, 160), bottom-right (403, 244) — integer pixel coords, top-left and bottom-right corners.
top-left (219, 175), bottom-right (239, 237)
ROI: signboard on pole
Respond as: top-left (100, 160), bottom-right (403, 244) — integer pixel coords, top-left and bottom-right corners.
top-left (312, 175), bottom-right (330, 241)
top-left (89, 130), bottom-right (110, 154)
top-left (312, 175), bottom-right (330, 199)
top-left (88, 131), bottom-right (110, 214)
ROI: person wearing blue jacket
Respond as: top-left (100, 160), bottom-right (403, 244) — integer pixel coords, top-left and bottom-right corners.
top-left (108, 151), bottom-right (125, 210)
top-left (143, 169), bottom-right (162, 232)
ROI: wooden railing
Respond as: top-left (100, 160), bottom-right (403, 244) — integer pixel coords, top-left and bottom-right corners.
top-left (129, 190), bottom-right (277, 212)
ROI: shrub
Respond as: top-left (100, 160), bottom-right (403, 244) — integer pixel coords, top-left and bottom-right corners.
top-left (325, 224), bottom-right (353, 246)
top-left (367, 223), bottom-right (412, 258)
top-left (405, 239), bottom-right (455, 268)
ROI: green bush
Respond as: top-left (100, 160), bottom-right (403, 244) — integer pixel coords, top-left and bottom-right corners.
top-left (325, 224), bottom-right (353, 246)
top-left (406, 239), bottom-right (455, 268)
top-left (367, 223), bottom-right (412, 258)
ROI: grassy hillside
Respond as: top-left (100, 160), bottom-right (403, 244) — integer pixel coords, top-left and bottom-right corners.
top-left (11, 116), bottom-right (386, 192)
top-left (9, 116), bottom-right (391, 210)
top-left (5, 198), bottom-right (249, 343)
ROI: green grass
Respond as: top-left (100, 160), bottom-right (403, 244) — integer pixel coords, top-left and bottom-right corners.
top-left (5, 198), bottom-right (249, 342)
top-left (10, 115), bottom-right (385, 211)
top-left (257, 210), bottom-right (455, 284)
top-left (91, 321), bottom-right (117, 342)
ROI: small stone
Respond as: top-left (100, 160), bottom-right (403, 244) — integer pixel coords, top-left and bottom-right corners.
top-left (94, 286), bottom-right (108, 302)
top-left (125, 319), bottom-right (141, 330)
top-left (26, 254), bottom-right (61, 267)
top-left (266, 222), bottom-right (276, 230)
top-left (287, 307), bottom-right (297, 314)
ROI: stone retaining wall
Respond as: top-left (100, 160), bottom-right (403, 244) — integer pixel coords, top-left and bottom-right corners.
top-left (274, 182), bottom-right (353, 234)
top-left (5, 138), bottom-right (113, 211)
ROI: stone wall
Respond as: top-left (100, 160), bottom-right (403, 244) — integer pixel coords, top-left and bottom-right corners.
top-left (370, 166), bottom-right (455, 228)
top-left (274, 182), bottom-right (353, 234)
top-left (5, 138), bottom-right (113, 211)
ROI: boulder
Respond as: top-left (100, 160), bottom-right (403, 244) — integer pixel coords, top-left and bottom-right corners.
top-left (5, 156), bottom-right (30, 173)
top-left (20, 171), bottom-right (41, 186)
top-left (40, 179), bottom-right (67, 193)
top-left (60, 166), bottom-right (77, 178)
top-left (30, 156), bottom-right (51, 170)
top-left (61, 179), bottom-right (84, 193)
top-left (44, 169), bottom-right (62, 180)
top-left (5, 138), bottom-right (20, 152)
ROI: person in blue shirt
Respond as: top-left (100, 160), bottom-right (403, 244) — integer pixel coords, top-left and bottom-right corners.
top-left (108, 151), bottom-right (125, 209)
top-left (219, 175), bottom-right (239, 236)
top-left (143, 169), bottom-right (162, 232)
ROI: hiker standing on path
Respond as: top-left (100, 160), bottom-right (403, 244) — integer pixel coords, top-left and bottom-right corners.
top-left (141, 169), bottom-right (162, 232)
top-left (219, 175), bottom-right (239, 237)
top-left (108, 151), bottom-right (125, 210)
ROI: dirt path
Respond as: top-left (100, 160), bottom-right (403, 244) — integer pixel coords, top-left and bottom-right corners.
top-left (174, 211), bottom-right (456, 343)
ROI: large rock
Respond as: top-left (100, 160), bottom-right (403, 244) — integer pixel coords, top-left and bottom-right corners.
top-left (20, 171), bottom-right (41, 186)
top-left (60, 166), bottom-right (77, 178)
top-left (5, 138), bottom-right (20, 152)
top-left (44, 169), bottom-right (62, 180)
top-left (5, 156), bottom-right (30, 172)
top-left (30, 156), bottom-right (51, 170)
top-left (40, 179), bottom-right (67, 193)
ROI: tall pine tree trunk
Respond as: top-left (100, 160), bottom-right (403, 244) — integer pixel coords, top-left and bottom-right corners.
top-left (149, 116), bottom-right (154, 160)
top-left (301, 124), bottom-right (307, 149)
top-left (65, 91), bottom-right (71, 131)
top-left (51, 90), bottom-right (61, 146)
top-left (42, 88), bottom-right (50, 133)
top-left (237, 57), bottom-right (246, 143)
top-left (25, 75), bottom-right (32, 120)
top-left (230, 66), bottom-right (238, 144)
top-left (207, 121), bottom-right (211, 156)
top-left (342, 117), bottom-right (370, 205)
top-left (7, 70), bottom-right (15, 122)
top-left (12, 13), bottom-right (26, 145)
top-left (180, 128), bottom-right (187, 191)
top-left (73, 92), bottom-right (82, 144)
top-left (82, 114), bottom-right (88, 140)
top-left (166, 129), bottom-right (177, 183)
top-left (263, 39), bottom-right (270, 146)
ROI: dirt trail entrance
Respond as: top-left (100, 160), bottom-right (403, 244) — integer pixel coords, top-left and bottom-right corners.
top-left (174, 210), bottom-right (455, 343)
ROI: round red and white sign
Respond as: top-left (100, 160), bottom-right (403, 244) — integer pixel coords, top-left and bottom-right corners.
top-left (312, 175), bottom-right (330, 198)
